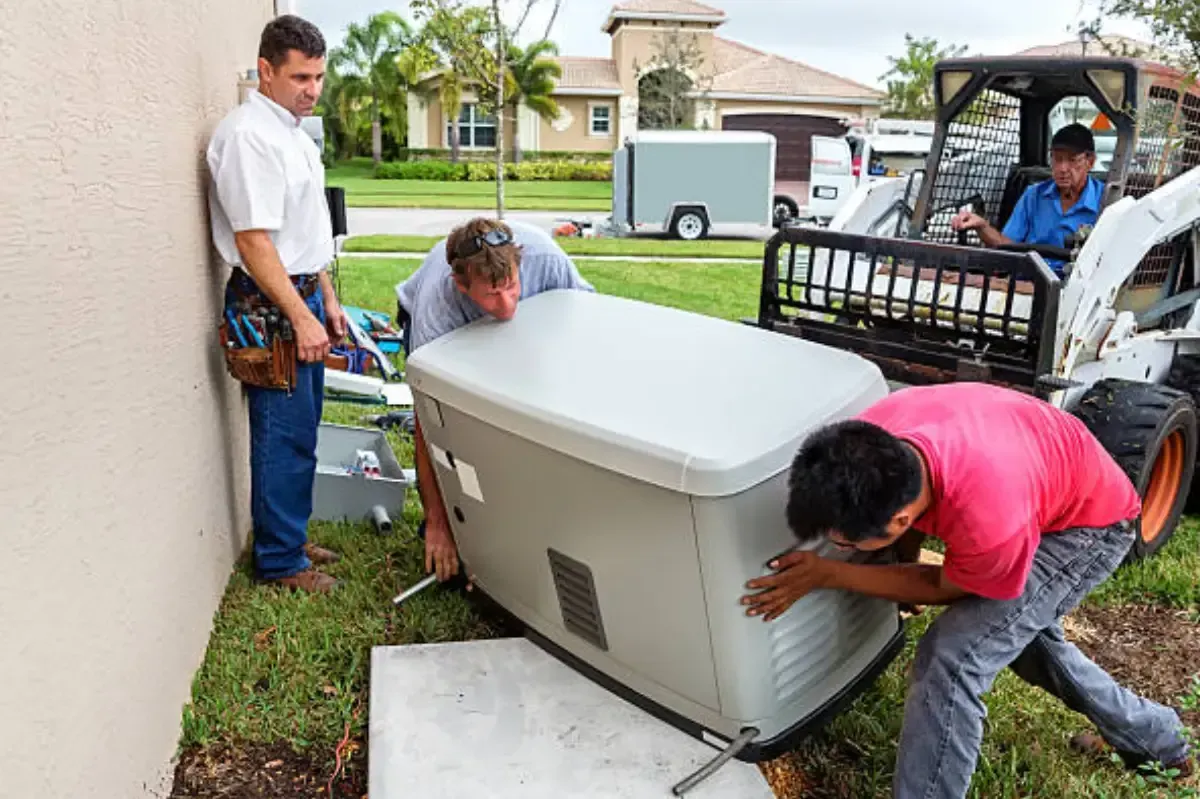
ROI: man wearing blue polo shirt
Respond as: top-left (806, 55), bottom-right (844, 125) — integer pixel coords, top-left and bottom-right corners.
top-left (951, 123), bottom-right (1102, 275)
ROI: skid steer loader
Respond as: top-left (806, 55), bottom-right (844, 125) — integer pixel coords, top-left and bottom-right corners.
top-left (753, 53), bottom-right (1200, 563)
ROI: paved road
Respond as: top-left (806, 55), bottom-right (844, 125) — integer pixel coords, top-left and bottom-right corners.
top-left (347, 207), bottom-right (773, 241)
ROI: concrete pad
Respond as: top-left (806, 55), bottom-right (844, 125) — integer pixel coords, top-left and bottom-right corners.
top-left (369, 637), bottom-right (775, 799)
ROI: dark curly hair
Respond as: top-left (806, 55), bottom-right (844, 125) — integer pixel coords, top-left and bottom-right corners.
top-left (259, 15), bottom-right (326, 68)
top-left (786, 419), bottom-right (924, 544)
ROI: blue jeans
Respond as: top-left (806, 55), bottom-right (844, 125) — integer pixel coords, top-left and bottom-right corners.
top-left (224, 278), bottom-right (326, 580)
top-left (894, 521), bottom-right (1189, 799)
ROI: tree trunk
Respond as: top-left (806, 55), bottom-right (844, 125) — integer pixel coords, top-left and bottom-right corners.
top-left (511, 105), bottom-right (523, 164)
top-left (493, 0), bottom-right (506, 218)
top-left (372, 92), bottom-right (382, 164)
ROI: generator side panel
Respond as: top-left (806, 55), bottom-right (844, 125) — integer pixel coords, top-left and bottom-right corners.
top-left (691, 471), bottom-right (901, 741)
top-left (411, 390), bottom-right (724, 718)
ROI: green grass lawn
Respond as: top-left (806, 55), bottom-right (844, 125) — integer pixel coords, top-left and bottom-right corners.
top-left (326, 161), bottom-right (610, 211)
top-left (343, 233), bottom-right (767, 260)
top-left (179, 255), bottom-right (1200, 798)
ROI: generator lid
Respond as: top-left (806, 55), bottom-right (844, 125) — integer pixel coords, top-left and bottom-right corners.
top-left (405, 290), bottom-right (885, 497)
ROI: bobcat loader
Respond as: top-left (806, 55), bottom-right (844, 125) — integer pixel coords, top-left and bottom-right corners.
top-left (754, 53), bottom-right (1200, 562)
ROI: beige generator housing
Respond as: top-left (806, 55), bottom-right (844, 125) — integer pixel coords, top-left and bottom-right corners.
top-left (404, 289), bottom-right (905, 759)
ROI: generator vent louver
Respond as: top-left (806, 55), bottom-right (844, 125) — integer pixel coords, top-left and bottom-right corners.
top-left (548, 548), bottom-right (608, 651)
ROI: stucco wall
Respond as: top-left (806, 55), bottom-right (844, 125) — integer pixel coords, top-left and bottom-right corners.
top-left (538, 96), bottom-right (619, 152)
top-left (0, 0), bottom-right (272, 796)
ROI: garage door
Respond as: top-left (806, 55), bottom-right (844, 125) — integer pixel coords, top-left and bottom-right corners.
top-left (722, 114), bottom-right (849, 182)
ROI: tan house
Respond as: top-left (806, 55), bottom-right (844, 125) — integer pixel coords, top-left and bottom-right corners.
top-left (2, 0), bottom-right (277, 796)
top-left (406, 0), bottom-right (884, 182)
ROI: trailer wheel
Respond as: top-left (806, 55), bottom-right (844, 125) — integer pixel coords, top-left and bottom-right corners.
top-left (773, 196), bottom-right (799, 229)
top-left (1073, 378), bottom-right (1197, 562)
top-left (670, 208), bottom-right (709, 241)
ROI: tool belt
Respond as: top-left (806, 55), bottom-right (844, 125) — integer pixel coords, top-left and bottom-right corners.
top-left (218, 268), bottom-right (321, 391)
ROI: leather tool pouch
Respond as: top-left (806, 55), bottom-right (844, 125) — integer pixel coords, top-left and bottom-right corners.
top-left (219, 320), bottom-right (297, 391)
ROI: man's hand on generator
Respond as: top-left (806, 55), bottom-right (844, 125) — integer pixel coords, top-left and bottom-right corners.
top-left (741, 551), bottom-right (832, 622)
top-left (425, 520), bottom-right (460, 582)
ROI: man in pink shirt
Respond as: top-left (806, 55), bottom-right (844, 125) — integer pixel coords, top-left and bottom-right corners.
top-left (741, 381), bottom-right (1192, 797)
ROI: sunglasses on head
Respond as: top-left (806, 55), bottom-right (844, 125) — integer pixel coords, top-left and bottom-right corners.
top-left (454, 227), bottom-right (514, 260)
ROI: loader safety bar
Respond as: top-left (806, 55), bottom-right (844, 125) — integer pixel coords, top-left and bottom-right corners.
top-left (755, 225), bottom-right (1062, 391)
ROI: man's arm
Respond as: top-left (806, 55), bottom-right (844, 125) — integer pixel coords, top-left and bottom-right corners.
top-left (823, 560), bottom-right (968, 606)
top-left (413, 414), bottom-right (459, 581)
top-left (742, 551), bottom-right (968, 621)
top-left (234, 231), bottom-right (330, 363)
top-left (317, 269), bottom-right (347, 343)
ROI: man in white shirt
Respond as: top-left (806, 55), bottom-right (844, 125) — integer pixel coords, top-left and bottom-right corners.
top-left (206, 14), bottom-right (346, 593)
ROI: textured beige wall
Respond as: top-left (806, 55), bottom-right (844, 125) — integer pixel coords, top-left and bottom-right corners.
top-left (538, 96), bottom-right (618, 152)
top-left (610, 21), bottom-right (719, 95)
top-left (0, 0), bottom-right (272, 796)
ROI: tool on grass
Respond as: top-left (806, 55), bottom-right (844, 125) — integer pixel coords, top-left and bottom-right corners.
top-left (392, 573), bottom-right (438, 607)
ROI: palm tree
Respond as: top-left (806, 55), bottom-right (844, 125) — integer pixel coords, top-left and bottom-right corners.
top-left (316, 66), bottom-right (369, 161)
top-left (329, 11), bottom-right (415, 163)
top-left (505, 41), bottom-right (562, 162)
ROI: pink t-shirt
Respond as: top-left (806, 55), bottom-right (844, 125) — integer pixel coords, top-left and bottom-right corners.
top-left (858, 382), bottom-right (1140, 601)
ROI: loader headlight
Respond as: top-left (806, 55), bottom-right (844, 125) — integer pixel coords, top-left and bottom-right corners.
top-left (1087, 69), bottom-right (1127, 112)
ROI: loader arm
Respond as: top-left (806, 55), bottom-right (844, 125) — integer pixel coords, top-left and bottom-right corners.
top-left (1056, 166), bottom-right (1200, 380)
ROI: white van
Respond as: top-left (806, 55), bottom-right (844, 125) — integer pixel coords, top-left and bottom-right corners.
top-left (807, 124), bottom-right (933, 223)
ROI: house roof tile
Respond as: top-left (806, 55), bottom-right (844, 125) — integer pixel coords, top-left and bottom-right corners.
top-left (709, 38), bottom-right (884, 101)
top-left (610, 0), bottom-right (725, 17)
top-left (553, 57), bottom-right (622, 92)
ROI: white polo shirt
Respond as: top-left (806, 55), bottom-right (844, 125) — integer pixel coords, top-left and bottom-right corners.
top-left (206, 90), bottom-right (334, 276)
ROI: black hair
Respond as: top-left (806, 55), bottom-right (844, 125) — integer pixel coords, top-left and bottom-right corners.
top-left (1051, 123), bottom-right (1095, 154)
top-left (259, 15), bottom-right (326, 68)
top-left (785, 419), bottom-right (924, 544)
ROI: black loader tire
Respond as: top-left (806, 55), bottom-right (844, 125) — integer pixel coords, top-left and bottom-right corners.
top-left (1165, 352), bottom-right (1200, 512)
top-left (1073, 378), bottom-right (1197, 562)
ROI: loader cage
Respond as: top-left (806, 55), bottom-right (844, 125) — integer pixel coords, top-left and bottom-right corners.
top-left (756, 225), bottom-right (1061, 392)
top-left (911, 56), bottom-right (1141, 246)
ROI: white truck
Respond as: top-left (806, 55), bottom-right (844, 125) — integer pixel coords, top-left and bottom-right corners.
top-left (805, 117), bottom-right (935, 224)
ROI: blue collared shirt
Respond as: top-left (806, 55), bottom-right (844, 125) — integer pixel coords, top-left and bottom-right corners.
top-left (1001, 176), bottom-right (1104, 273)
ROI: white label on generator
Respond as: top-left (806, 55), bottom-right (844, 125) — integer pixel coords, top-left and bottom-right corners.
top-left (701, 730), bottom-right (728, 750)
top-left (456, 460), bottom-right (484, 502)
top-left (429, 444), bottom-right (452, 471)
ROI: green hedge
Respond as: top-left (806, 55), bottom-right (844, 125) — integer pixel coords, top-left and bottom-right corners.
top-left (374, 160), bottom-right (613, 182)
top-left (395, 148), bottom-right (611, 164)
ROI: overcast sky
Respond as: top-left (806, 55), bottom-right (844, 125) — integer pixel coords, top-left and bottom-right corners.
top-left (292, 0), bottom-right (1151, 88)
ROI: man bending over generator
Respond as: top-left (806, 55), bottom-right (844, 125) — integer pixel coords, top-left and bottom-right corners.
top-left (741, 381), bottom-right (1192, 798)
top-left (396, 218), bottom-right (593, 583)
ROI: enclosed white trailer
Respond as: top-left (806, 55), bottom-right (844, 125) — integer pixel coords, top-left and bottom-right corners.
top-left (611, 130), bottom-right (777, 240)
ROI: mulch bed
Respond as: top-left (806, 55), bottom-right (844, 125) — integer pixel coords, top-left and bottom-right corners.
top-left (168, 739), bottom-right (366, 799)
top-left (1066, 603), bottom-right (1200, 728)
top-left (168, 605), bottom-right (1200, 799)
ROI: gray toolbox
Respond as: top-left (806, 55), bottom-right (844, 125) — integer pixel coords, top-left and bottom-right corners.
top-left (313, 423), bottom-right (410, 531)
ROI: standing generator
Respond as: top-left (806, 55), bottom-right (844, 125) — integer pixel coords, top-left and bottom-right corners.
top-left (404, 289), bottom-right (906, 767)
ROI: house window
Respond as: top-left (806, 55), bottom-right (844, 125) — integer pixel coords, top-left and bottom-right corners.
top-left (448, 103), bottom-right (496, 148)
top-left (589, 104), bottom-right (612, 136)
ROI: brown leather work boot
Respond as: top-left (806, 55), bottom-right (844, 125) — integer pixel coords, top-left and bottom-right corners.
top-left (304, 543), bottom-right (341, 566)
top-left (264, 569), bottom-right (339, 593)
top-left (1070, 733), bottom-right (1195, 781)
